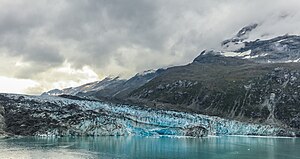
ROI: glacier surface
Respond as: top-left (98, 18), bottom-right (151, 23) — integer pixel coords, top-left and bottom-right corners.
top-left (0, 94), bottom-right (295, 137)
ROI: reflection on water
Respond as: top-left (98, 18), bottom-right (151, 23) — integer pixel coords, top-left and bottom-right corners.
top-left (0, 136), bottom-right (299, 159)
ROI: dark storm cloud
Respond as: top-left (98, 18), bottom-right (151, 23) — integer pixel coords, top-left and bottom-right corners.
top-left (24, 45), bottom-right (62, 65)
top-left (47, 0), bottom-right (164, 69)
top-left (0, 0), bottom-right (64, 78)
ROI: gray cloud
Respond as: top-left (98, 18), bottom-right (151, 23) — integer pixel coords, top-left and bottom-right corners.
top-left (0, 0), bottom-right (300, 93)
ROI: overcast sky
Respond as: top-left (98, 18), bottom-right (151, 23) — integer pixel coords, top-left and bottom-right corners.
top-left (0, 0), bottom-right (300, 94)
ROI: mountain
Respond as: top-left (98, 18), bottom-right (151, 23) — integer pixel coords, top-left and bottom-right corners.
top-left (42, 76), bottom-right (126, 96)
top-left (42, 69), bottom-right (165, 100)
top-left (122, 27), bottom-right (300, 134)
top-left (127, 54), bottom-right (300, 136)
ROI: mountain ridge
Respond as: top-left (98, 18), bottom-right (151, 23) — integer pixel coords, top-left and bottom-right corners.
top-left (42, 69), bottom-right (165, 99)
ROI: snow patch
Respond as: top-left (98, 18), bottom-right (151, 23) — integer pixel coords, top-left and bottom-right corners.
top-left (220, 50), bottom-right (251, 57)
top-left (137, 69), bottom-right (157, 76)
top-left (243, 53), bottom-right (268, 59)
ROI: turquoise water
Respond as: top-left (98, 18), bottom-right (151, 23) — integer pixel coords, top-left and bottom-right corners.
top-left (0, 136), bottom-right (299, 159)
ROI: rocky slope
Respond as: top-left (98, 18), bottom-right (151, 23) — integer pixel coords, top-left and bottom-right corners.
top-left (42, 76), bottom-right (126, 96)
top-left (0, 94), bottom-right (296, 137)
top-left (221, 34), bottom-right (300, 63)
top-left (121, 26), bottom-right (300, 134)
top-left (222, 23), bottom-right (258, 50)
top-left (0, 104), bottom-right (5, 135)
top-left (129, 53), bottom-right (300, 135)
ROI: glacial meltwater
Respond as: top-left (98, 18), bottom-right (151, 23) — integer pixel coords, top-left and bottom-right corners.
top-left (0, 136), bottom-right (299, 159)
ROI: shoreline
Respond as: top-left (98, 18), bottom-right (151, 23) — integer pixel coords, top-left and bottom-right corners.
top-left (0, 134), bottom-right (298, 140)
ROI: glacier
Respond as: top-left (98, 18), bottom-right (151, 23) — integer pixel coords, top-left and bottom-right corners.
top-left (0, 94), bottom-right (296, 137)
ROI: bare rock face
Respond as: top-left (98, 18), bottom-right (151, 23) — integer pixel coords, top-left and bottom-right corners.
top-left (0, 105), bottom-right (5, 135)
top-left (184, 126), bottom-right (208, 137)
